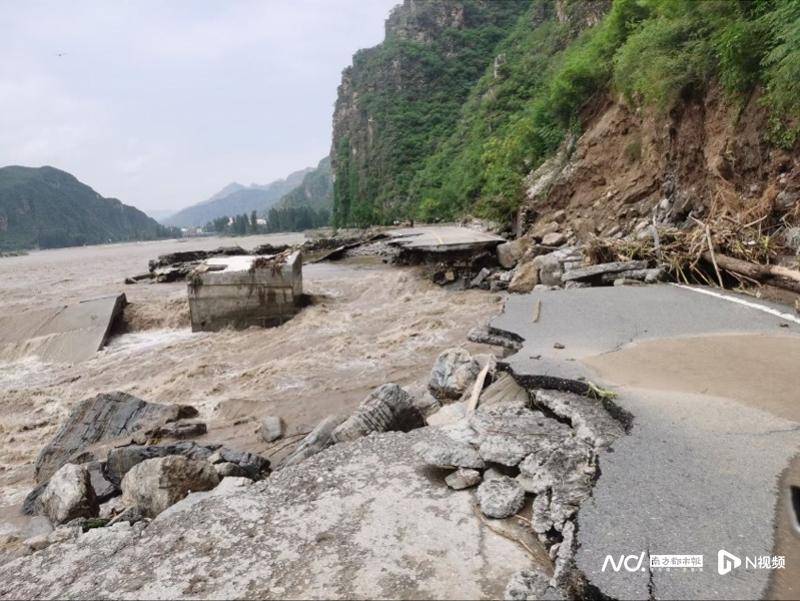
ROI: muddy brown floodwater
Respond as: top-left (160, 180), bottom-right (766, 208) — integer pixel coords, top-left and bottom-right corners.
top-left (0, 234), bottom-right (502, 531)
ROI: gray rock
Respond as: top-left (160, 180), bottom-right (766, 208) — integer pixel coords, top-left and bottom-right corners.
top-left (428, 348), bottom-right (481, 401)
top-left (86, 461), bottom-right (118, 503)
top-left (496, 240), bottom-right (525, 269)
top-left (541, 232), bottom-right (566, 247)
top-left (98, 496), bottom-right (126, 519)
top-left (782, 226), bottom-right (800, 254)
top-left (214, 448), bottom-right (270, 480)
top-left (412, 390), bottom-right (442, 418)
top-left (105, 441), bottom-right (216, 486)
top-left (332, 384), bottom-right (425, 443)
top-left (149, 421), bottom-right (207, 439)
top-left (34, 391), bottom-right (197, 484)
top-left (282, 414), bottom-right (346, 466)
top-left (600, 267), bottom-right (664, 284)
top-left (39, 464), bottom-right (99, 525)
top-left (775, 188), bottom-right (799, 212)
top-left (416, 436), bottom-right (485, 469)
top-left (533, 389), bottom-right (625, 449)
top-left (561, 260), bottom-right (648, 283)
top-left (121, 456), bottom-right (220, 518)
top-left (470, 267), bottom-right (492, 288)
top-left (214, 462), bottom-right (250, 479)
top-left (259, 416), bottom-right (284, 443)
top-left (445, 468), bottom-right (482, 490)
top-left (504, 568), bottom-right (564, 600)
top-left (476, 476), bottom-right (525, 518)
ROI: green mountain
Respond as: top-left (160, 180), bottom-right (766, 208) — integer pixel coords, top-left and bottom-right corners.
top-left (165, 168), bottom-right (312, 228)
top-left (0, 166), bottom-right (176, 251)
top-left (332, 0), bottom-right (800, 227)
top-left (275, 157), bottom-right (332, 211)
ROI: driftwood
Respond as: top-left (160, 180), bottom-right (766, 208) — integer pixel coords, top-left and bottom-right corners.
top-left (466, 358), bottom-right (495, 414)
top-left (702, 251), bottom-right (800, 293)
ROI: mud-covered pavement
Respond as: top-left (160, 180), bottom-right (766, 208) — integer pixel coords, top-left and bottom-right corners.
top-left (0, 234), bottom-right (502, 530)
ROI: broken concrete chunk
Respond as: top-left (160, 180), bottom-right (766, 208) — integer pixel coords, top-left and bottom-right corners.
top-left (470, 267), bottom-right (492, 288)
top-left (121, 456), bottom-right (220, 518)
top-left (428, 348), bottom-right (481, 401)
top-left (39, 464), bottom-right (99, 525)
top-left (34, 391), bottom-right (198, 484)
top-left (259, 416), bottom-right (284, 443)
top-left (416, 437), bottom-right (485, 470)
top-left (332, 384), bottom-right (425, 443)
top-left (468, 404), bottom-right (572, 450)
top-left (282, 414), bottom-right (346, 466)
top-left (467, 326), bottom-right (522, 351)
top-left (561, 260), bottom-right (648, 283)
top-left (479, 372), bottom-right (530, 409)
top-left (445, 468), bottom-right (482, 490)
top-left (533, 389), bottom-right (624, 449)
top-left (504, 568), bottom-right (564, 601)
top-left (426, 400), bottom-right (467, 427)
top-left (476, 476), bottom-right (525, 518)
top-left (479, 435), bottom-right (531, 467)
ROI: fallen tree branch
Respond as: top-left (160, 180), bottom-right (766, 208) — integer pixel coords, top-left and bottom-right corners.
top-left (702, 251), bottom-right (800, 284)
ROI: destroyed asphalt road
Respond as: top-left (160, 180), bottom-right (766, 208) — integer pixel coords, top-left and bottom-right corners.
top-left (491, 284), bottom-right (800, 600)
top-left (387, 225), bottom-right (506, 253)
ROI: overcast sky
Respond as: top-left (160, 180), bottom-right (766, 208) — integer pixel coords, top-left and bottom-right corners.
top-left (0, 0), bottom-right (397, 215)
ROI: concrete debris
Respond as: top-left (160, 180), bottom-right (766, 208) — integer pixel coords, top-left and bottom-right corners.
top-left (415, 435), bottom-right (485, 469)
top-left (39, 464), bottom-right (99, 526)
top-left (429, 347), bottom-right (481, 401)
top-left (259, 416), bottom-right (284, 443)
top-left (188, 251), bottom-right (303, 331)
top-left (479, 435), bottom-right (532, 467)
top-left (467, 326), bottom-right (522, 351)
top-left (0, 294), bottom-right (126, 364)
top-left (121, 456), bottom-right (220, 518)
top-left (476, 475), bottom-right (525, 518)
top-left (599, 266), bottom-right (664, 284)
top-left (282, 414), bottom-right (346, 466)
top-left (504, 568), bottom-right (564, 601)
top-left (517, 436), bottom-right (596, 532)
top-left (561, 260), bottom-right (648, 283)
top-left (468, 404), bottom-right (572, 452)
top-left (332, 383), bottom-right (425, 443)
top-left (533, 389), bottom-right (625, 449)
top-left (445, 468), bottom-right (482, 490)
top-left (425, 400), bottom-right (467, 427)
top-left (479, 372), bottom-right (530, 409)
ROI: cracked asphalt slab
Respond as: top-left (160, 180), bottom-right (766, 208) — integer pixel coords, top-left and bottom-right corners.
top-left (491, 284), bottom-right (800, 600)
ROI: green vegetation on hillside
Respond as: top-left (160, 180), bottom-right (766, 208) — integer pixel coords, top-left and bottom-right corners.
top-left (333, 0), bottom-right (800, 226)
top-left (333, 0), bottom-right (530, 227)
top-left (0, 166), bottom-right (179, 251)
top-left (276, 157), bottom-right (332, 212)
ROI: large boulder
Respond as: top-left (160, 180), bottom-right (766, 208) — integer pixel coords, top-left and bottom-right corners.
top-left (121, 455), bottom-right (219, 518)
top-left (332, 384), bottom-right (425, 443)
top-left (34, 391), bottom-right (198, 484)
top-left (259, 416), bottom-right (284, 443)
top-left (496, 240), bottom-right (525, 269)
top-left (508, 261), bottom-right (539, 293)
top-left (39, 464), bottom-right (98, 525)
top-left (428, 348), bottom-right (481, 401)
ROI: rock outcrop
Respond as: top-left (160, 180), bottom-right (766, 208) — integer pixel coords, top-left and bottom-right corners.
top-left (428, 348), bottom-right (481, 401)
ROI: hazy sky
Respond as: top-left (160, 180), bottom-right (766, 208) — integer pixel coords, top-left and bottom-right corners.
top-left (0, 0), bottom-right (397, 214)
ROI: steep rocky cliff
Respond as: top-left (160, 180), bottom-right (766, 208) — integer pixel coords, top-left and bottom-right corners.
top-left (331, 0), bottom-right (529, 226)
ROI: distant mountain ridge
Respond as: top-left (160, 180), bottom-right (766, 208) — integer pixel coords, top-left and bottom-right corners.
top-left (0, 165), bottom-right (175, 251)
top-left (275, 157), bottom-right (332, 211)
top-left (165, 168), bottom-right (312, 228)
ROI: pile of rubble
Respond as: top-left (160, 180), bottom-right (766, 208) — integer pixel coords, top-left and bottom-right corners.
top-left (15, 392), bottom-right (272, 556)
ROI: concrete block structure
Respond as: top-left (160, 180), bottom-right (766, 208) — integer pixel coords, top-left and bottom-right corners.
top-left (187, 251), bottom-right (302, 332)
